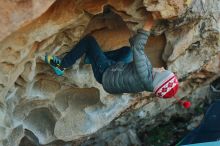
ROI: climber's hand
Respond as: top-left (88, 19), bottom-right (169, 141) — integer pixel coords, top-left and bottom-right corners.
top-left (143, 13), bottom-right (155, 31)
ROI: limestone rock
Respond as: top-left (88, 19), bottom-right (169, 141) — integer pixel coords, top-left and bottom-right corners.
top-left (165, 0), bottom-right (220, 77)
top-left (0, 0), bottom-right (55, 42)
top-left (0, 0), bottom-right (219, 146)
top-left (143, 0), bottom-right (192, 19)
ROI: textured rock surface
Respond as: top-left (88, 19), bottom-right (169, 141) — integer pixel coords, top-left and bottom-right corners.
top-left (0, 0), bottom-right (55, 42)
top-left (144, 0), bottom-right (192, 19)
top-left (0, 0), bottom-right (220, 146)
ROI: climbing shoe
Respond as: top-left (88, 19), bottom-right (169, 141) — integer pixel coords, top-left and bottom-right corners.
top-left (45, 55), bottom-right (64, 76)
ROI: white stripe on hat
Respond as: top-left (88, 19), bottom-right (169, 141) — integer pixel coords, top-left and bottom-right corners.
top-left (153, 72), bottom-right (175, 93)
top-left (155, 77), bottom-right (178, 97)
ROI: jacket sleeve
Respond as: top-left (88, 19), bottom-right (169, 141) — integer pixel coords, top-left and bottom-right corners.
top-left (129, 29), bottom-right (153, 89)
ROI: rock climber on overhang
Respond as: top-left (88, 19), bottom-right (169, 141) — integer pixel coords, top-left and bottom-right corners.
top-left (45, 14), bottom-right (183, 103)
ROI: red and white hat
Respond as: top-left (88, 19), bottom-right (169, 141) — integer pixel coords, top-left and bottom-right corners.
top-left (153, 73), bottom-right (179, 98)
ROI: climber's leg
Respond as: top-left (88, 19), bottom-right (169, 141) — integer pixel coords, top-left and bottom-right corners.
top-left (45, 35), bottom-right (98, 76)
top-left (60, 35), bottom-right (100, 68)
top-left (81, 36), bottom-right (115, 83)
top-left (62, 35), bottom-right (115, 83)
top-left (45, 35), bottom-right (115, 82)
top-left (85, 46), bottom-right (133, 64)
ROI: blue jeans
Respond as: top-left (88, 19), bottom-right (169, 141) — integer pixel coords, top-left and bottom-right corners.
top-left (61, 35), bottom-right (132, 84)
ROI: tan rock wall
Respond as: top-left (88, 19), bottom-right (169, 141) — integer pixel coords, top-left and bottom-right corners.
top-left (0, 0), bottom-right (220, 145)
top-left (0, 0), bottom-right (55, 42)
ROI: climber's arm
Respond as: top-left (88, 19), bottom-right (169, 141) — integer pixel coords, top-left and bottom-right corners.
top-left (129, 14), bottom-right (155, 89)
top-left (143, 14), bottom-right (155, 31)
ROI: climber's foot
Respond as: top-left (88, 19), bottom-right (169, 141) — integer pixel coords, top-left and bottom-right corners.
top-left (45, 55), bottom-right (64, 76)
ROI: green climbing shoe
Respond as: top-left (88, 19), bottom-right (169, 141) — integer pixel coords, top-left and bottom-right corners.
top-left (45, 55), bottom-right (64, 76)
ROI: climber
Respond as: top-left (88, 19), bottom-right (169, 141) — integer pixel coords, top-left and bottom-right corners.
top-left (45, 14), bottom-right (179, 99)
